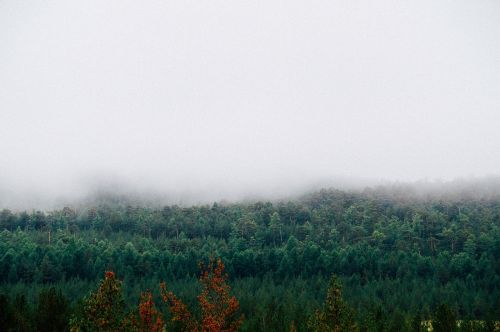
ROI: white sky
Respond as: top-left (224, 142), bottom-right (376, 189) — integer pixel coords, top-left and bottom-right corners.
top-left (1, 0), bottom-right (500, 203)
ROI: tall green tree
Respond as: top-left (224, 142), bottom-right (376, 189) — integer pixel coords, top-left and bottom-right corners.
top-left (307, 275), bottom-right (357, 332)
top-left (70, 271), bottom-right (126, 332)
top-left (433, 304), bottom-right (456, 332)
top-left (35, 287), bottom-right (69, 332)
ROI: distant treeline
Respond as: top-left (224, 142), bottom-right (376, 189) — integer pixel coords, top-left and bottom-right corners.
top-left (0, 188), bottom-right (499, 331)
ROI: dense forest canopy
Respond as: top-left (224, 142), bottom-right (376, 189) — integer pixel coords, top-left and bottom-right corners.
top-left (0, 187), bottom-right (499, 331)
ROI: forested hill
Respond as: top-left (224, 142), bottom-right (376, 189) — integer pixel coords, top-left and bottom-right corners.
top-left (0, 188), bottom-right (499, 331)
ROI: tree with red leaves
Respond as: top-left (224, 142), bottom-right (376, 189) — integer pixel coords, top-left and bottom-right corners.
top-left (160, 258), bottom-right (243, 332)
top-left (198, 258), bottom-right (243, 332)
top-left (136, 291), bottom-right (164, 332)
top-left (160, 281), bottom-right (198, 332)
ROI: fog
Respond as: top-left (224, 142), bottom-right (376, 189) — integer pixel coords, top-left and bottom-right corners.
top-left (1, 1), bottom-right (500, 208)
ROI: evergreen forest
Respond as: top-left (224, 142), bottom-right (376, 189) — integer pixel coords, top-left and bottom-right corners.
top-left (0, 188), bottom-right (499, 331)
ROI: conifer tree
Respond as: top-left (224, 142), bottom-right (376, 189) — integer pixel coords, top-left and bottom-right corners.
top-left (307, 275), bottom-right (357, 332)
top-left (35, 287), bottom-right (69, 332)
top-left (70, 271), bottom-right (126, 332)
top-left (432, 304), bottom-right (456, 332)
top-left (136, 291), bottom-right (164, 332)
top-left (160, 257), bottom-right (243, 332)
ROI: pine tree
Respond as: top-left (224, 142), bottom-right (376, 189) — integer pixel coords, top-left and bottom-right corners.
top-left (35, 287), bottom-right (69, 332)
top-left (70, 271), bottom-right (126, 332)
top-left (160, 257), bottom-right (243, 332)
top-left (160, 281), bottom-right (196, 332)
top-left (432, 304), bottom-right (456, 332)
top-left (198, 258), bottom-right (243, 332)
top-left (307, 275), bottom-right (358, 332)
top-left (136, 291), bottom-right (164, 332)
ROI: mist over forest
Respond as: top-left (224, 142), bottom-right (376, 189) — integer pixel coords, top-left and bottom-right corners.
top-left (2, 176), bottom-right (500, 211)
top-left (1, 0), bottom-right (500, 331)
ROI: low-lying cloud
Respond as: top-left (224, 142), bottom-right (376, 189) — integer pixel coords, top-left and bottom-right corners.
top-left (1, 0), bottom-right (499, 209)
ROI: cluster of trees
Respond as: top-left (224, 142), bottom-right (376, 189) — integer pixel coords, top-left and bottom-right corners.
top-left (1, 267), bottom-right (496, 331)
top-left (0, 188), bottom-right (499, 330)
top-left (68, 258), bottom-right (242, 332)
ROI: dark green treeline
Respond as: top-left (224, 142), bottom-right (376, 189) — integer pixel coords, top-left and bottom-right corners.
top-left (0, 188), bottom-right (499, 331)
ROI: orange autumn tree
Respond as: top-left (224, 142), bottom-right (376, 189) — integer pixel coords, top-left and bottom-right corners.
top-left (197, 258), bottom-right (243, 332)
top-left (136, 291), bottom-right (164, 332)
top-left (161, 258), bottom-right (243, 332)
top-left (160, 283), bottom-right (197, 332)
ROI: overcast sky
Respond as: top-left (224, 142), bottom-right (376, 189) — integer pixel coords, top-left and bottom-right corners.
top-left (1, 0), bottom-right (500, 204)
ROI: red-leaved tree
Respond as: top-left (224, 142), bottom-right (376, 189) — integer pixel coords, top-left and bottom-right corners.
top-left (160, 258), bottom-right (243, 332)
top-left (137, 291), bottom-right (164, 332)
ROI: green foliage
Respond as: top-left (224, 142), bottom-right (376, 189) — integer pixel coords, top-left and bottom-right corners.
top-left (35, 287), bottom-right (70, 332)
top-left (70, 271), bottom-right (126, 332)
top-left (307, 276), bottom-right (357, 332)
top-left (0, 294), bottom-right (15, 331)
top-left (433, 304), bottom-right (457, 332)
top-left (0, 188), bottom-right (499, 330)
